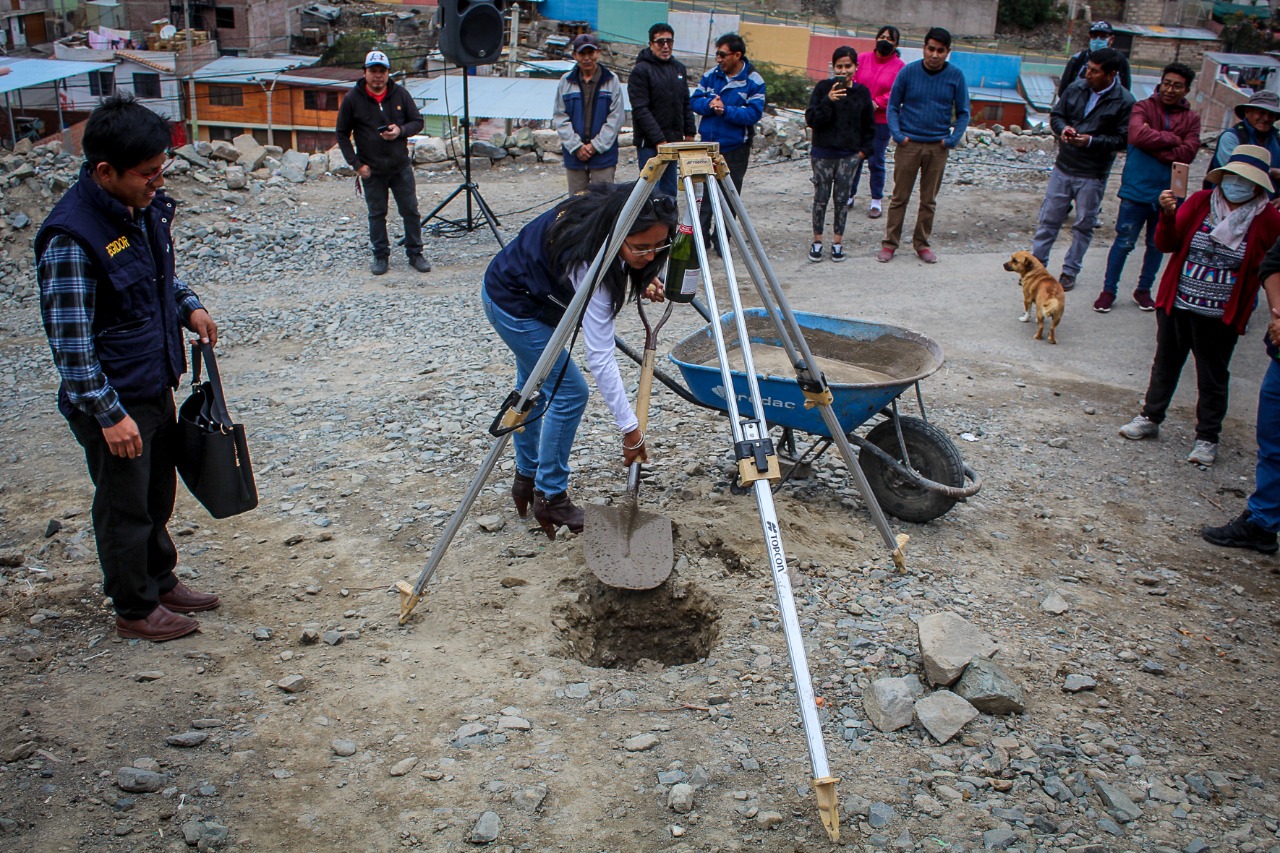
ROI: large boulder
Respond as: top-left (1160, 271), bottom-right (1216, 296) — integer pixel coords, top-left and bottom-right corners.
top-left (955, 657), bottom-right (1026, 714)
top-left (913, 690), bottom-right (978, 744)
top-left (208, 140), bottom-right (239, 163)
top-left (306, 152), bottom-right (328, 177)
top-left (917, 612), bottom-right (998, 686)
top-left (279, 149), bottom-right (309, 183)
top-left (327, 145), bottom-right (354, 176)
top-left (413, 136), bottom-right (449, 163)
top-left (173, 144), bottom-right (210, 169)
top-left (862, 677), bottom-right (915, 732)
top-left (224, 165), bottom-right (247, 190)
top-left (533, 128), bottom-right (561, 155)
top-left (233, 133), bottom-right (267, 170)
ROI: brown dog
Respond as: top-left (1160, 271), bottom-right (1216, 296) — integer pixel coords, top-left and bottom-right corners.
top-left (1003, 251), bottom-right (1065, 344)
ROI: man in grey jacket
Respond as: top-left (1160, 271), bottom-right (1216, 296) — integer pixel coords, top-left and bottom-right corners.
top-left (1031, 48), bottom-right (1135, 291)
top-left (552, 34), bottom-right (625, 193)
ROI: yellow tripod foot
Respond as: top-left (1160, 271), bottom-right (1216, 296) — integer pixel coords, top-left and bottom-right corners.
top-left (395, 580), bottom-right (422, 625)
top-left (891, 532), bottom-right (910, 570)
top-left (812, 775), bottom-right (841, 842)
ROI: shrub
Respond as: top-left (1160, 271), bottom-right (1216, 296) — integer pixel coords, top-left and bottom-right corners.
top-left (998, 0), bottom-right (1063, 30)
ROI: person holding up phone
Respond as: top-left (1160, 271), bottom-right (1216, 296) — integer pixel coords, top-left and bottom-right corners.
top-left (335, 50), bottom-right (431, 276)
top-left (804, 46), bottom-right (874, 262)
top-left (1094, 63), bottom-right (1200, 313)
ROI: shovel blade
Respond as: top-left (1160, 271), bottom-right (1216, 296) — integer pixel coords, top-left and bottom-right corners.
top-left (583, 501), bottom-right (674, 590)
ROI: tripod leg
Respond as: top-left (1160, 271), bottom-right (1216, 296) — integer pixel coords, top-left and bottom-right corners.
top-left (467, 184), bottom-right (506, 248)
top-left (421, 183), bottom-right (469, 230)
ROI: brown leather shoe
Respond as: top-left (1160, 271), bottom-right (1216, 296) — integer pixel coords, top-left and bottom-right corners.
top-left (532, 490), bottom-right (584, 539)
top-left (158, 580), bottom-right (221, 613)
top-left (116, 605), bottom-right (199, 642)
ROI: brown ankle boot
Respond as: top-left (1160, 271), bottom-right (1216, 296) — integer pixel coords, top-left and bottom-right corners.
top-left (532, 490), bottom-right (584, 539)
top-left (512, 472), bottom-right (535, 519)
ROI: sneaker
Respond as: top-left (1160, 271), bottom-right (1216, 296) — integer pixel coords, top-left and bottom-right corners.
top-left (1093, 291), bottom-right (1115, 313)
top-left (410, 254), bottom-right (433, 273)
top-left (831, 244), bottom-right (845, 262)
top-left (917, 247), bottom-right (938, 264)
top-left (1059, 273), bottom-right (1076, 292)
top-left (1202, 511), bottom-right (1280, 554)
top-left (845, 196), bottom-right (855, 209)
top-left (371, 257), bottom-right (389, 276)
top-left (808, 242), bottom-right (824, 263)
top-left (1118, 414), bottom-right (1159, 440)
top-left (1133, 290), bottom-right (1155, 311)
top-left (1187, 440), bottom-right (1218, 466)
top-left (876, 247), bottom-right (895, 263)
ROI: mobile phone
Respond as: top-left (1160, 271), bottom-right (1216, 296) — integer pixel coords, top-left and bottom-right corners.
top-left (834, 75), bottom-right (849, 90)
top-left (377, 124), bottom-right (391, 133)
top-left (1171, 162), bottom-right (1189, 199)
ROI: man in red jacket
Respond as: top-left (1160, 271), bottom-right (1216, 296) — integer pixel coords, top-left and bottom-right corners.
top-left (1095, 63), bottom-right (1200, 313)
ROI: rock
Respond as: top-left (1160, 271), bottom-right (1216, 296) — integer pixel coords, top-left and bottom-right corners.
top-left (623, 733), bottom-right (659, 752)
top-left (868, 801), bottom-right (896, 828)
top-left (331, 739), bottom-right (357, 757)
top-left (165, 731), bottom-right (209, 748)
top-left (327, 145), bottom-right (354, 176)
top-left (116, 767), bottom-right (165, 793)
top-left (132, 670), bottom-right (164, 682)
top-left (7, 742), bottom-right (37, 761)
top-left (1062, 674), bottom-right (1097, 693)
top-left (476, 514), bottom-right (505, 532)
top-left (954, 657), bottom-right (1026, 714)
top-left (279, 149), bottom-right (309, 183)
top-left (983, 826), bottom-right (1018, 849)
top-left (306, 152), bottom-right (328, 177)
top-left (413, 136), bottom-right (449, 163)
top-left (497, 715), bottom-right (531, 731)
top-left (0, 549), bottom-right (24, 567)
top-left (863, 677), bottom-right (915, 732)
top-left (755, 810), bottom-right (784, 828)
top-left (668, 782), bottom-right (695, 813)
top-left (173, 144), bottom-right (211, 169)
top-left (224, 165), bottom-right (247, 190)
top-left (44, 519), bottom-right (62, 537)
top-left (208, 140), bottom-right (239, 163)
top-left (389, 756), bottom-right (419, 776)
top-left (533, 129), bottom-right (561, 154)
top-left (233, 133), bottom-right (267, 170)
top-left (1095, 779), bottom-right (1143, 822)
top-left (454, 722), bottom-right (489, 742)
top-left (322, 630), bottom-right (344, 646)
top-left (914, 690), bottom-right (979, 744)
top-left (276, 674), bottom-right (306, 693)
top-left (917, 611), bottom-right (998, 686)
top-left (1040, 589), bottom-right (1070, 614)
top-left (10, 212), bottom-right (29, 229)
top-left (512, 785), bottom-right (547, 811)
top-left (470, 810), bottom-right (501, 843)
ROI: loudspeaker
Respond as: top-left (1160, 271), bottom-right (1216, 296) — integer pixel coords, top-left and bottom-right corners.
top-left (438, 0), bottom-right (506, 67)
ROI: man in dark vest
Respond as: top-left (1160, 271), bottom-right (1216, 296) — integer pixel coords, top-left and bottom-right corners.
top-left (36, 93), bottom-right (221, 642)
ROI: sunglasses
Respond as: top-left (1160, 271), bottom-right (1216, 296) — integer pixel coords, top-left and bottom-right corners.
top-left (128, 154), bottom-right (178, 186)
top-left (652, 37), bottom-right (674, 46)
top-left (715, 50), bottom-right (738, 59)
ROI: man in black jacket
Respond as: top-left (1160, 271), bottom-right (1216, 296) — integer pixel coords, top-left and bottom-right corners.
top-left (1031, 48), bottom-right (1135, 291)
top-left (335, 50), bottom-right (431, 276)
top-left (628, 23), bottom-right (696, 197)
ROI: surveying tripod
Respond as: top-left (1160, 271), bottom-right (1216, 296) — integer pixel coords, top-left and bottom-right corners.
top-left (395, 142), bottom-right (910, 841)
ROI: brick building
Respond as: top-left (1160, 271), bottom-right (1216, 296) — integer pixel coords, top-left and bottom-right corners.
top-left (124, 1), bottom-right (300, 57)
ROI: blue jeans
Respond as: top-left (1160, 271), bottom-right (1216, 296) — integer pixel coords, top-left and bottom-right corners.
top-left (851, 123), bottom-right (892, 201)
top-left (1031, 167), bottom-right (1106, 278)
top-left (1102, 199), bottom-right (1163, 295)
top-left (482, 288), bottom-right (589, 497)
top-left (1248, 358), bottom-right (1280, 531)
top-left (638, 146), bottom-right (678, 198)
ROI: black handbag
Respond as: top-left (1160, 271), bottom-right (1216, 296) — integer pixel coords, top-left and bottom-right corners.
top-left (177, 342), bottom-right (258, 519)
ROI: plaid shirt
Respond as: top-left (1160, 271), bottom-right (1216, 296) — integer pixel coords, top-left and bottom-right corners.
top-left (38, 218), bottom-right (202, 427)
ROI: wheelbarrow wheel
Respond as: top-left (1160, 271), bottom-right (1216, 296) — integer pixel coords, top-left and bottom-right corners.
top-left (859, 417), bottom-right (964, 523)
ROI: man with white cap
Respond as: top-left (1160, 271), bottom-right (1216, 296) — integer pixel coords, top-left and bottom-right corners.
top-left (1058, 21), bottom-right (1131, 98)
top-left (336, 50), bottom-right (431, 276)
top-left (552, 34), bottom-right (625, 193)
top-left (1205, 90), bottom-right (1280, 196)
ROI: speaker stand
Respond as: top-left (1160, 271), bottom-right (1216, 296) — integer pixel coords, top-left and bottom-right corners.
top-left (421, 69), bottom-right (505, 247)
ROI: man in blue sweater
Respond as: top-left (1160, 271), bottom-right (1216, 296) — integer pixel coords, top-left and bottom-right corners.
top-left (878, 27), bottom-right (970, 264)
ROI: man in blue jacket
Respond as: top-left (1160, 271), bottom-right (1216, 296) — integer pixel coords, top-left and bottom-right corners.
top-left (552, 34), bottom-right (625, 193)
top-left (692, 32), bottom-right (766, 244)
top-left (878, 27), bottom-right (969, 264)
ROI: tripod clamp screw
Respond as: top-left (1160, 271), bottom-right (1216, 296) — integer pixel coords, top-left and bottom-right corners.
top-left (490, 390), bottom-right (535, 437)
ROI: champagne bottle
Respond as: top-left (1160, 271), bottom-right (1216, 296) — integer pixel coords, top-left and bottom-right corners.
top-left (664, 185), bottom-right (703, 304)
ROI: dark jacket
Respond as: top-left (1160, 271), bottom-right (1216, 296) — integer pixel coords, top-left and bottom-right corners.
top-left (334, 80), bottom-right (424, 175)
top-left (1058, 49), bottom-right (1131, 97)
top-left (35, 165), bottom-right (186, 417)
top-left (628, 48), bottom-right (696, 149)
top-left (805, 78), bottom-right (875, 158)
top-left (484, 208), bottom-right (574, 327)
top-left (1205, 120), bottom-right (1280, 195)
top-left (553, 64), bottom-right (624, 170)
top-left (1050, 78), bottom-right (1135, 179)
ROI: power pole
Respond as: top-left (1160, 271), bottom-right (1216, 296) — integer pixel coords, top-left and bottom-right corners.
top-left (184, 1), bottom-right (200, 143)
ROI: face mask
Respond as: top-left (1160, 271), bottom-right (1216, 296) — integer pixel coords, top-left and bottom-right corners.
top-left (1089, 38), bottom-right (1108, 51)
top-left (875, 39), bottom-right (894, 56)
top-left (1220, 174), bottom-right (1259, 203)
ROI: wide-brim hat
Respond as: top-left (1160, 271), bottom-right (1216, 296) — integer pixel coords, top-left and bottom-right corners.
top-left (1235, 90), bottom-right (1280, 120)
top-left (1206, 143), bottom-right (1275, 193)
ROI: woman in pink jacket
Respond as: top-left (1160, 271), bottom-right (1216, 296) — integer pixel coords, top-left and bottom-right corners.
top-left (851, 25), bottom-right (905, 218)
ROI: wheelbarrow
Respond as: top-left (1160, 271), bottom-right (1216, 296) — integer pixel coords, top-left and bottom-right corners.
top-left (664, 309), bottom-right (981, 523)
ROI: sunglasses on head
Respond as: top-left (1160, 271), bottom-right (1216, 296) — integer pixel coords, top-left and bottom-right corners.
top-left (643, 195), bottom-right (677, 218)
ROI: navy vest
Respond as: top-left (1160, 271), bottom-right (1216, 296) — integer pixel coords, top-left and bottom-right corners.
top-left (484, 207), bottom-right (576, 327)
top-left (36, 164), bottom-right (186, 415)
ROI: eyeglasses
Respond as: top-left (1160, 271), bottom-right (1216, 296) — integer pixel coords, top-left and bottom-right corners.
top-left (1159, 80), bottom-right (1188, 90)
top-left (128, 156), bottom-right (177, 186)
top-left (653, 38), bottom-right (674, 46)
top-left (623, 240), bottom-right (672, 257)
top-left (716, 50), bottom-right (739, 59)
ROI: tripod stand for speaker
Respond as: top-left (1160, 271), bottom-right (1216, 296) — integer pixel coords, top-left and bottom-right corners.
top-left (420, 69), bottom-right (505, 247)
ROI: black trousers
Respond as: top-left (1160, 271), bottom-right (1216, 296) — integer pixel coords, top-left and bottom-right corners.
top-left (67, 393), bottom-right (180, 619)
top-left (363, 164), bottom-right (424, 260)
top-left (1141, 307), bottom-right (1240, 443)
top-left (699, 144), bottom-right (752, 244)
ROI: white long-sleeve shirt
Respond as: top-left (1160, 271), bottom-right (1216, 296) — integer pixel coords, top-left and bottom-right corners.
top-left (570, 262), bottom-right (638, 434)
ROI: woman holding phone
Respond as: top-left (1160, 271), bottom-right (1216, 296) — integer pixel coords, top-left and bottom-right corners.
top-left (850, 25), bottom-right (905, 218)
top-left (804, 46), bottom-right (874, 262)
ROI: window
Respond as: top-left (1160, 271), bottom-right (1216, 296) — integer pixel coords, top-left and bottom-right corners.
top-left (208, 85), bottom-right (244, 107)
top-left (133, 72), bottom-right (161, 100)
top-left (981, 104), bottom-right (1001, 122)
top-left (207, 126), bottom-right (240, 142)
top-left (304, 90), bottom-right (338, 111)
top-left (215, 6), bottom-right (235, 29)
top-left (88, 70), bottom-right (115, 96)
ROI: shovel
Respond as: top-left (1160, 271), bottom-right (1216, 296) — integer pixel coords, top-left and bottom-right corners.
top-left (584, 300), bottom-right (675, 589)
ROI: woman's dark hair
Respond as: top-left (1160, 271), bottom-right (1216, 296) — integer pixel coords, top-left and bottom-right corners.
top-left (831, 46), bottom-right (857, 67)
top-left (716, 33), bottom-right (747, 58)
top-left (82, 92), bottom-right (171, 173)
top-left (546, 183), bottom-right (678, 316)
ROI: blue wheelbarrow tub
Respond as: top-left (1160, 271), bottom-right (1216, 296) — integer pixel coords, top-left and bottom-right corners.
top-left (668, 309), bottom-right (944, 438)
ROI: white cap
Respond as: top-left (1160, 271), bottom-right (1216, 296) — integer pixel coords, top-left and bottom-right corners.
top-left (364, 50), bottom-right (390, 68)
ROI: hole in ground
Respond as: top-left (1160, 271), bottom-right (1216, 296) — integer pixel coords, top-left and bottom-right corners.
top-left (554, 579), bottom-right (720, 670)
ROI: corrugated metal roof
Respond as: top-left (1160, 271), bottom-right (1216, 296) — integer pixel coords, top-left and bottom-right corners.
top-left (0, 58), bottom-right (116, 95)
top-left (1112, 24), bottom-right (1217, 40)
top-left (406, 75), bottom-right (631, 121)
top-left (970, 86), bottom-right (1026, 105)
top-left (1020, 73), bottom-right (1057, 112)
top-left (190, 55), bottom-right (319, 83)
top-left (1205, 52), bottom-right (1280, 67)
